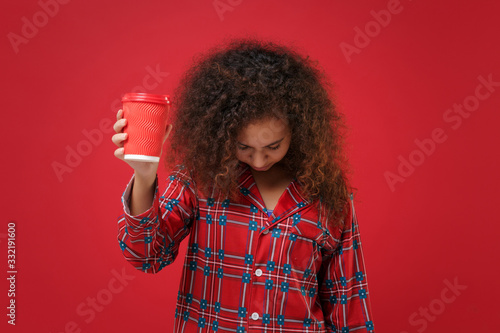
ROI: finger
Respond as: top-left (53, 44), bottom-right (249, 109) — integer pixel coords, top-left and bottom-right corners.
top-left (163, 124), bottom-right (173, 144)
top-left (117, 109), bottom-right (123, 121)
top-left (111, 133), bottom-right (128, 146)
top-left (113, 118), bottom-right (127, 133)
top-left (114, 147), bottom-right (125, 160)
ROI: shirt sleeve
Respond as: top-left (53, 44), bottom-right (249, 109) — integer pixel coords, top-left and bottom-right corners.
top-left (317, 194), bottom-right (376, 332)
top-left (116, 165), bottom-right (199, 274)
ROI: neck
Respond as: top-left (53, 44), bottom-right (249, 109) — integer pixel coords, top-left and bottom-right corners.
top-left (250, 161), bottom-right (293, 182)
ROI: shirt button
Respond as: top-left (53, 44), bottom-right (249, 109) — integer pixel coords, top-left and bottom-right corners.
top-left (251, 312), bottom-right (259, 320)
top-left (255, 269), bottom-right (263, 277)
top-left (262, 229), bottom-right (269, 234)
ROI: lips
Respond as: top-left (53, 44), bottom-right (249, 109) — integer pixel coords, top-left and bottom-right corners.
top-left (252, 164), bottom-right (271, 171)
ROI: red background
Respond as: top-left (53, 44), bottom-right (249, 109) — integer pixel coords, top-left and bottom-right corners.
top-left (2, 0), bottom-right (499, 332)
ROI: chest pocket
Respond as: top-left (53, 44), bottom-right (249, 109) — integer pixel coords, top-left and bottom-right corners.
top-left (270, 219), bottom-right (323, 282)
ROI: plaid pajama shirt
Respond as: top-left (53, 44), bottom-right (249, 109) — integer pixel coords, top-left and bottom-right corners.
top-left (117, 162), bottom-right (376, 332)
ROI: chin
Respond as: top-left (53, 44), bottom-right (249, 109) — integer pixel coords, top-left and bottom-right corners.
top-left (251, 163), bottom-right (274, 172)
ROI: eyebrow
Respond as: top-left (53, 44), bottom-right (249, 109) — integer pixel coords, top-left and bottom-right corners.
top-left (237, 137), bottom-right (284, 148)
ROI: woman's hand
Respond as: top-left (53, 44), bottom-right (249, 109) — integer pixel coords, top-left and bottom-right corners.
top-left (111, 108), bottom-right (173, 179)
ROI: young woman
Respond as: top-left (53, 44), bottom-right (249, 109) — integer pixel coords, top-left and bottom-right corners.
top-left (112, 38), bottom-right (375, 332)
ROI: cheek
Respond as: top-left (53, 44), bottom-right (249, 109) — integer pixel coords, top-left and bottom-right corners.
top-left (277, 143), bottom-right (291, 158)
top-left (235, 150), bottom-right (246, 161)
top-left (275, 150), bottom-right (288, 160)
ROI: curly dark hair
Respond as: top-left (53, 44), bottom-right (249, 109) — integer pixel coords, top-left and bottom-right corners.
top-left (164, 37), bottom-right (356, 229)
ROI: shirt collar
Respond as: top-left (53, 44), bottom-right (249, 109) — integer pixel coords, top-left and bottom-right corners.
top-left (236, 162), bottom-right (312, 226)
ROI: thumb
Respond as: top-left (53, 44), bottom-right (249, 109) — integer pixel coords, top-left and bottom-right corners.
top-left (163, 124), bottom-right (173, 144)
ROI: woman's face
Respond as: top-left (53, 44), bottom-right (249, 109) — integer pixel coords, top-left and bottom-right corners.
top-left (235, 117), bottom-right (292, 173)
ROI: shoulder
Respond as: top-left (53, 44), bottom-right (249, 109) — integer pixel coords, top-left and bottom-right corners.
top-left (168, 164), bottom-right (197, 190)
top-left (318, 194), bottom-right (353, 251)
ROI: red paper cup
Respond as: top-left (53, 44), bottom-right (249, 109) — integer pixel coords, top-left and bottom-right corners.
top-left (121, 93), bottom-right (170, 162)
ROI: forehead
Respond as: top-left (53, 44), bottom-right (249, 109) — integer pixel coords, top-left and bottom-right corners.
top-left (237, 117), bottom-right (289, 142)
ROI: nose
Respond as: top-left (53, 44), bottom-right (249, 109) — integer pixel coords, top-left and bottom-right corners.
top-left (251, 152), bottom-right (268, 168)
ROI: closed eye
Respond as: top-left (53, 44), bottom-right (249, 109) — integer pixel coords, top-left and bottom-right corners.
top-left (238, 145), bottom-right (280, 150)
